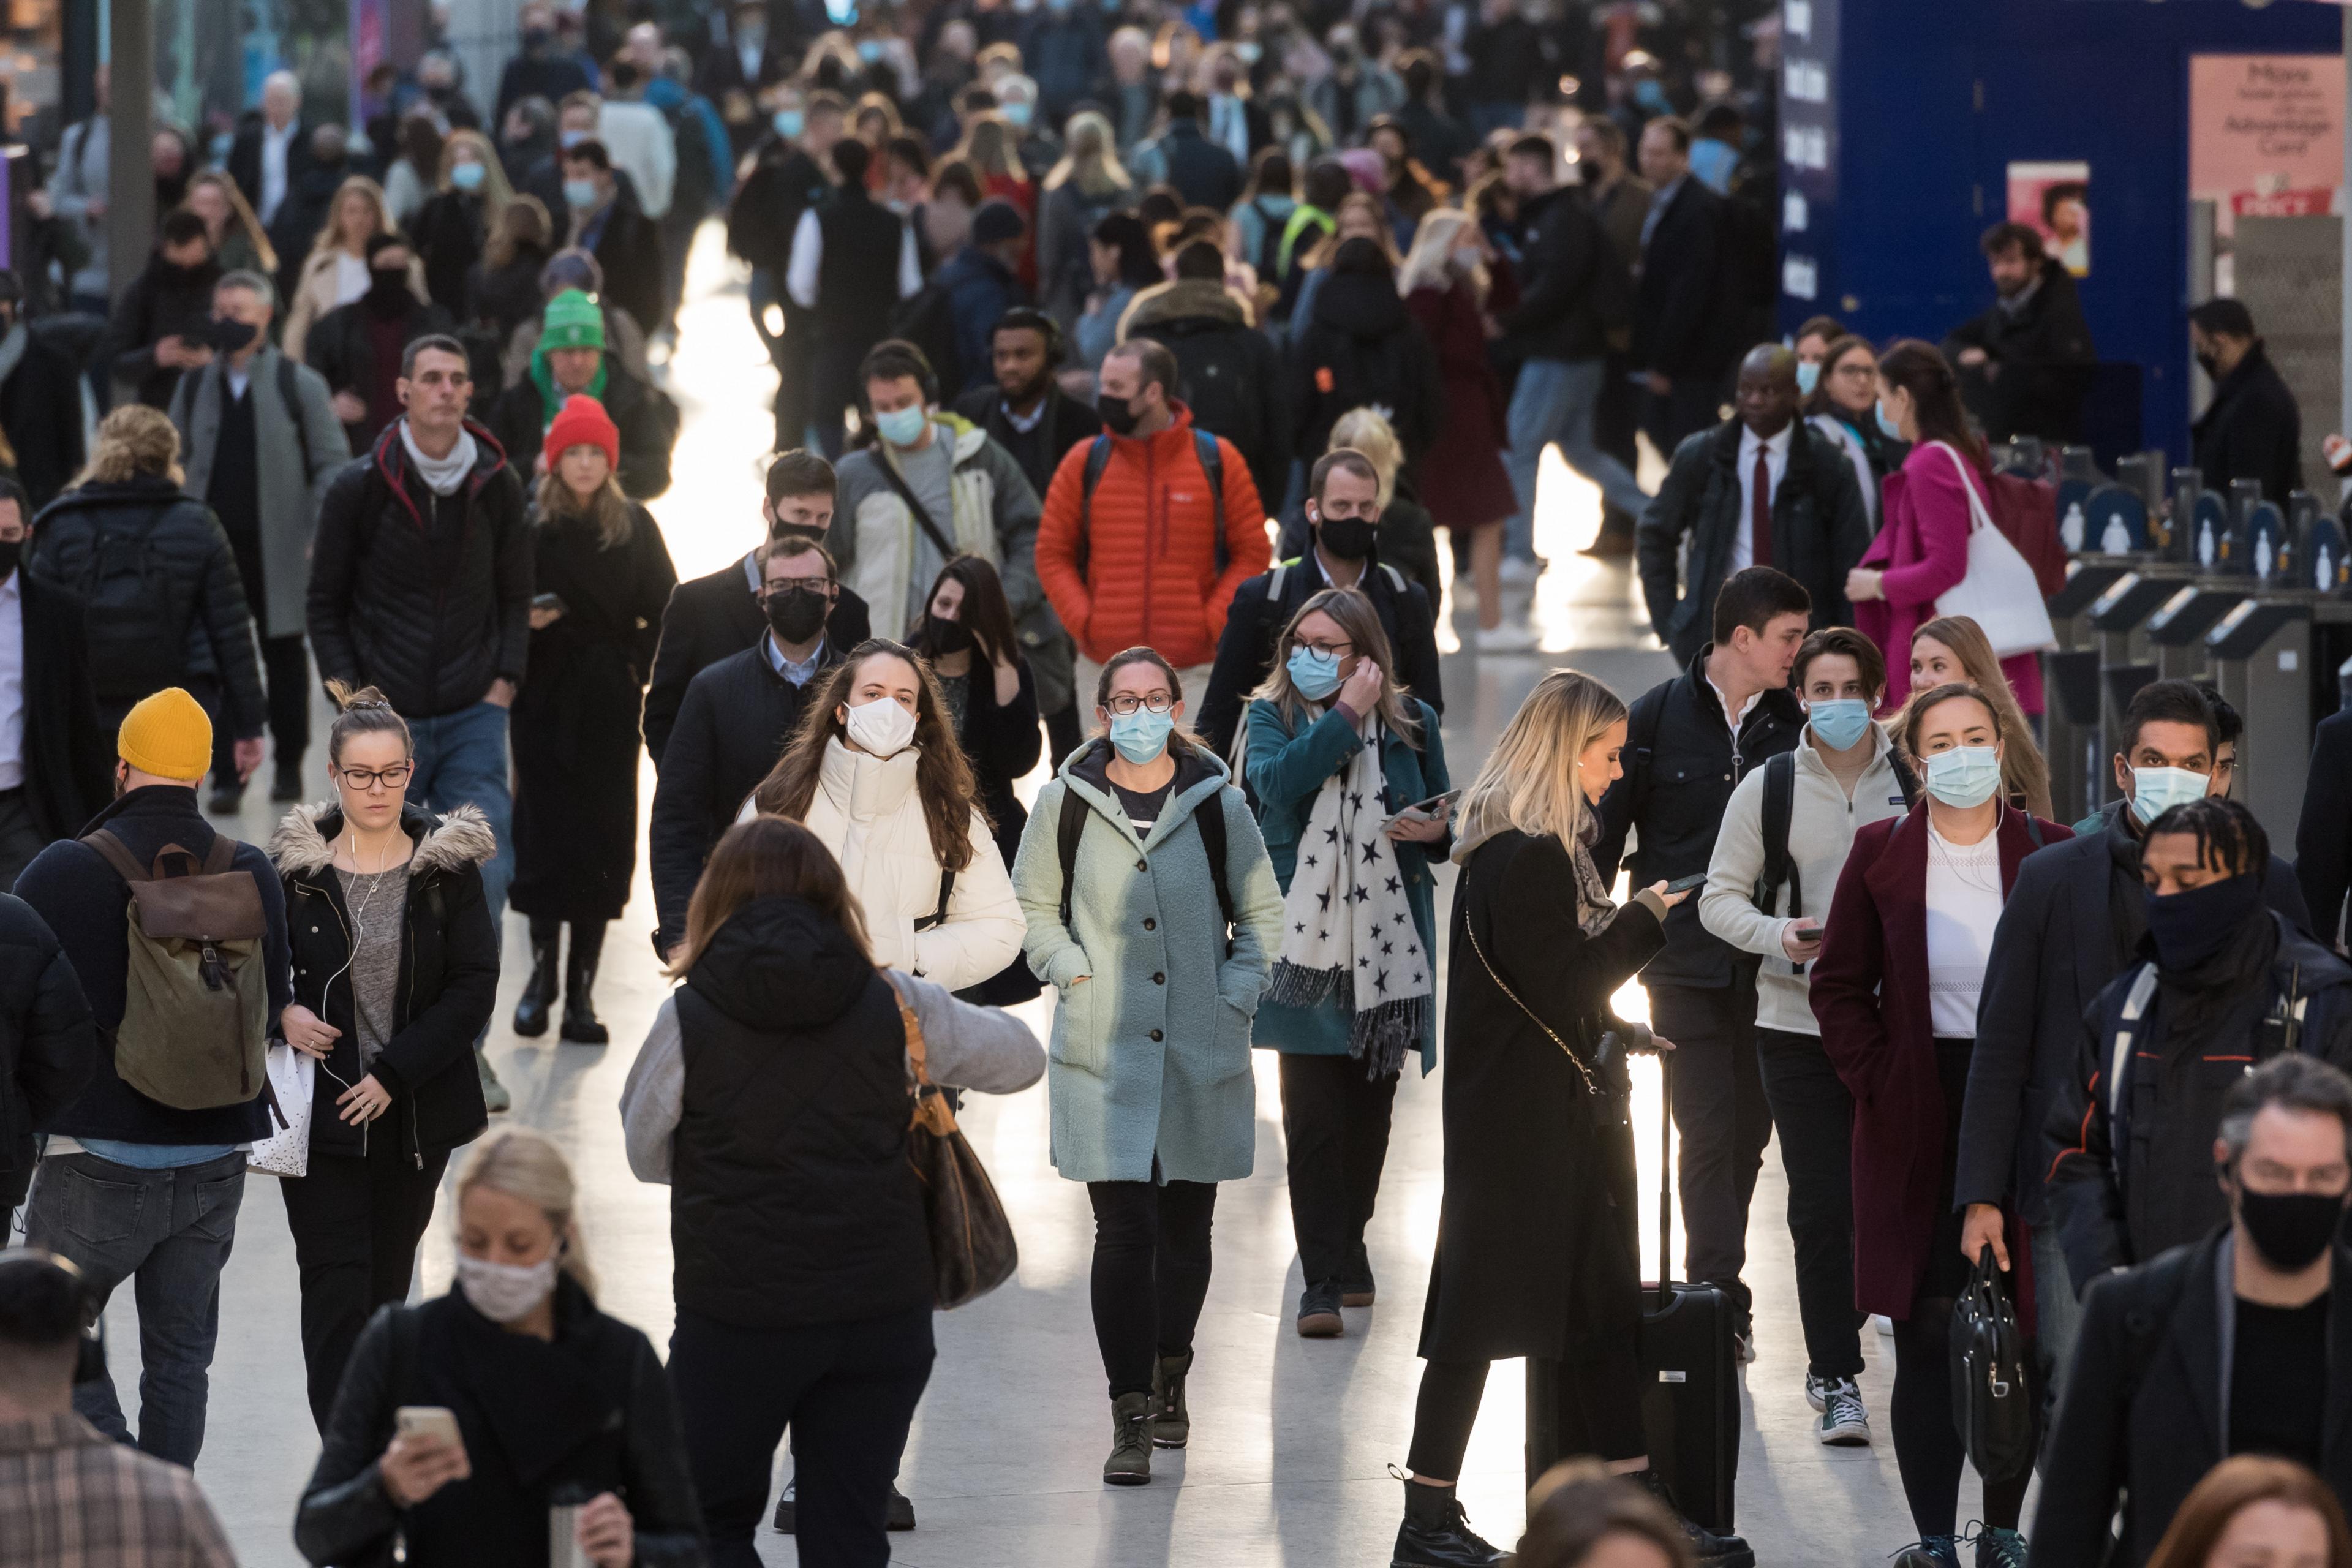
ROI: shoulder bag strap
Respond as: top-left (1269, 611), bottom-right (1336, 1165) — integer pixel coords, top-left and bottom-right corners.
top-left (913, 867), bottom-right (956, 931)
top-left (1458, 856), bottom-right (1598, 1095)
top-left (895, 978), bottom-right (959, 1135)
top-left (1932, 439), bottom-right (1994, 535)
top-left (1194, 789), bottom-right (1234, 941)
top-left (202, 834), bottom-right (238, 875)
top-left (1057, 785), bottom-right (1089, 929)
top-left (872, 449), bottom-right (959, 561)
top-left (81, 829), bottom-right (151, 884)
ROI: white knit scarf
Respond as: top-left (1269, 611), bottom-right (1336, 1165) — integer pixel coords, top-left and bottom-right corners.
top-left (1264, 711), bottom-right (1431, 1077)
top-left (400, 420), bottom-right (478, 496)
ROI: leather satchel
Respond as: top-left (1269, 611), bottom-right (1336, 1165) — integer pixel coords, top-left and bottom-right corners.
top-left (1950, 1245), bottom-right (2035, 1484)
top-left (897, 985), bottom-right (1019, 1308)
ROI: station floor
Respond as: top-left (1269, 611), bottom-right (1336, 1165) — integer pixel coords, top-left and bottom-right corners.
top-left (82, 232), bottom-right (2034, 1566)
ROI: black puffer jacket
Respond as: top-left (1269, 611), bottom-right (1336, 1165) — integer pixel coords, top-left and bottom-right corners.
top-left (28, 475), bottom-right (268, 733)
top-left (1286, 257), bottom-right (1443, 465)
top-left (271, 802), bottom-right (497, 1164)
top-left (307, 419), bottom-right (533, 720)
top-left (0, 894), bottom-right (94, 1207)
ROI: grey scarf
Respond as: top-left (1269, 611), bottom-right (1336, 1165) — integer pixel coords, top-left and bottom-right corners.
top-left (1572, 812), bottom-right (1618, 936)
top-left (399, 420), bottom-right (478, 496)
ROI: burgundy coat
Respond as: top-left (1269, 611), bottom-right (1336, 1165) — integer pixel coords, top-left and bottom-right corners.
top-left (1809, 800), bottom-right (2072, 1324)
top-left (1404, 276), bottom-right (1518, 532)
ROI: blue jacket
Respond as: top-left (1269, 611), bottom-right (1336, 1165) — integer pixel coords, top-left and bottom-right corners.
top-left (937, 246), bottom-right (1022, 399)
top-left (1244, 696), bottom-right (1448, 1070)
top-left (1013, 741), bottom-right (1284, 1183)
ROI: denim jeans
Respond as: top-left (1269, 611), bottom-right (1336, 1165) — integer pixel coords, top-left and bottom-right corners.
top-left (1505, 356), bottom-right (1652, 563)
top-left (408, 699), bottom-right (513, 929)
top-left (23, 1150), bottom-right (248, 1466)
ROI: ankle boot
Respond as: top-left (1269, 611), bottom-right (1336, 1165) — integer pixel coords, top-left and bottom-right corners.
top-left (1103, 1392), bottom-right (1153, 1485)
top-left (1632, 1469), bottom-right (1755, 1567)
top-left (559, 921), bottom-right (609, 1044)
top-left (1390, 1471), bottom-right (1506, 1567)
top-left (512, 920), bottom-right (559, 1038)
top-left (1151, 1352), bottom-right (1192, 1449)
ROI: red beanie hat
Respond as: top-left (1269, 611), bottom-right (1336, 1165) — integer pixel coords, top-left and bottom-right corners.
top-left (543, 394), bottom-right (620, 476)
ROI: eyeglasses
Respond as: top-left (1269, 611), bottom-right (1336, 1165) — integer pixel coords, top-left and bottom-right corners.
top-left (336, 762), bottom-right (414, 790)
top-left (1105, 693), bottom-right (1175, 715)
top-left (761, 576), bottom-right (834, 597)
top-left (1295, 638), bottom-right (1354, 658)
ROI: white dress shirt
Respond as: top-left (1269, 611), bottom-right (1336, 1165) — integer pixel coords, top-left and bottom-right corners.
top-left (259, 119), bottom-right (297, 227)
top-left (0, 570), bottom-right (26, 791)
top-left (785, 207), bottom-right (924, 310)
top-left (1727, 420), bottom-right (1793, 576)
top-left (1208, 94), bottom-right (1252, 165)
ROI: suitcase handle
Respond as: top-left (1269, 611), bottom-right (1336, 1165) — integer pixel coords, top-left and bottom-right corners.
top-left (1657, 1049), bottom-right (1672, 1311)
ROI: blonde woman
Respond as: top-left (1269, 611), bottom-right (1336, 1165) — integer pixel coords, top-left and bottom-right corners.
top-left (1395, 668), bottom-right (1745, 1568)
top-left (293, 1128), bottom-right (704, 1568)
top-left (1243, 587), bottom-right (1447, 1336)
top-left (413, 128), bottom-right (514, 321)
top-left (1903, 614), bottom-right (2054, 820)
top-left (183, 171), bottom-right (277, 278)
top-left (1039, 110), bottom-right (1136, 325)
top-left (1400, 208), bottom-right (1517, 641)
top-left (282, 176), bottom-right (427, 361)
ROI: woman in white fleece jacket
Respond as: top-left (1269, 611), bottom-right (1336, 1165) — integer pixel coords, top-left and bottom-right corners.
top-left (1698, 626), bottom-right (1912, 1449)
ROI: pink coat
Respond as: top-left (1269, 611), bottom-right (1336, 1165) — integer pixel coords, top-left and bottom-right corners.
top-left (1856, 442), bottom-right (2046, 715)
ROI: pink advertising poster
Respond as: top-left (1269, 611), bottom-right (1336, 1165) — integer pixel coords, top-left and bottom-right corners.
top-left (2006, 161), bottom-right (2090, 277)
top-left (2189, 53), bottom-right (2344, 236)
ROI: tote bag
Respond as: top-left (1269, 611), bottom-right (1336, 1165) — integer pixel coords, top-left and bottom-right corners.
top-left (247, 1044), bottom-right (315, 1178)
top-left (1928, 442), bottom-right (2058, 658)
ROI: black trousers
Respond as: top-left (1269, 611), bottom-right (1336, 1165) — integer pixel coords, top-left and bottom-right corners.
top-left (1278, 1052), bottom-right (1398, 1287)
top-left (1407, 1352), bottom-right (1645, 1481)
top-left (209, 633), bottom-right (312, 780)
top-left (1085, 1175), bottom-right (1218, 1400)
top-left (1647, 977), bottom-right (1772, 1331)
top-left (1754, 1026), bottom-right (1863, 1380)
top-left (1593, 349), bottom-right (1642, 541)
top-left (278, 1132), bottom-right (450, 1432)
top-left (769, 295), bottom-right (818, 452)
top-left (1641, 376), bottom-right (1728, 456)
top-left (670, 1303), bottom-right (935, 1568)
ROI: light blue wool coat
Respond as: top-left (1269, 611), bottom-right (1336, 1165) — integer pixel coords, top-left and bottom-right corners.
top-left (1243, 695), bottom-right (1450, 1073)
top-left (1013, 741), bottom-right (1286, 1185)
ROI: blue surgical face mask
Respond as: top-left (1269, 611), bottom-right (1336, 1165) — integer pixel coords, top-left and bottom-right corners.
top-left (1922, 745), bottom-right (2003, 809)
top-left (450, 159), bottom-right (486, 192)
top-left (874, 404), bottom-right (929, 447)
top-left (1001, 99), bottom-right (1034, 129)
top-left (2131, 765), bottom-right (2210, 827)
top-left (1287, 645), bottom-right (1343, 699)
top-left (1109, 706), bottom-right (1174, 763)
top-left (562, 178), bottom-right (599, 210)
top-left (1795, 360), bottom-right (1820, 396)
top-left (559, 127), bottom-right (588, 149)
top-left (1876, 398), bottom-right (1902, 441)
top-left (774, 108), bottom-right (805, 139)
top-left (857, 38), bottom-right (884, 62)
top-left (1635, 79), bottom-right (1672, 114)
top-left (1806, 697), bottom-right (1872, 753)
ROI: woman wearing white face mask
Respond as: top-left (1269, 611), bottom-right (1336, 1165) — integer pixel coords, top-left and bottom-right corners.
top-left (294, 1126), bottom-right (705, 1568)
top-left (741, 639), bottom-right (1023, 989)
top-left (1809, 682), bottom-right (2073, 1568)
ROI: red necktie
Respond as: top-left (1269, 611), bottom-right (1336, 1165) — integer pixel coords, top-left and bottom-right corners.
top-left (1752, 448), bottom-right (1773, 567)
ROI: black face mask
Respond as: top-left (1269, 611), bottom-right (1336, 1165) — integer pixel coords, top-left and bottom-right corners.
top-left (2143, 872), bottom-right (2264, 970)
top-left (363, 268), bottom-right (411, 317)
top-left (206, 316), bottom-right (260, 355)
top-left (926, 616), bottom-right (975, 654)
top-left (764, 586), bottom-right (830, 644)
top-left (1316, 514), bottom-right (1377, 561)
top-left (0, 539), bottom-right (22, 581)
top-left (2236, 1183), bottom-right (2348, 1273)
top-left (2195, 352), bottom-right (2220, 380)
top-left (1098, 394), bottom-right (1144, 437)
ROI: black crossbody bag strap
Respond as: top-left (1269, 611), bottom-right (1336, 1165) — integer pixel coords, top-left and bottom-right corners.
top-left (873, 450), bottom-right (960, 561)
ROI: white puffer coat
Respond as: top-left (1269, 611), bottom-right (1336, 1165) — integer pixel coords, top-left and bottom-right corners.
top-left (737, 736), bottom-right (1023, 989)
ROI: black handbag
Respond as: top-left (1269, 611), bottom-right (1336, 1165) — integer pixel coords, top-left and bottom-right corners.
top-left (897, 988), bottom-right (1019, 1309)
top-left (1950, 1244), bottom-right (2035, 1484)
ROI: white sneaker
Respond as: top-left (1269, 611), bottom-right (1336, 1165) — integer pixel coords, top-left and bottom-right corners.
top-left (1496, 556), bottom-right (1542, 590)
top-left (1873, 1314), bottom-right (1894, 1336)
top-left (1474, 622), bottom-right (1542, 654)
top-left (1806, 1374), bottom-right (1871, 1447)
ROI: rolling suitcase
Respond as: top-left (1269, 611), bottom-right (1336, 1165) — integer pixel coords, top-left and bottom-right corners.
top-left (1525, 1052), bottom-right (1741, 1531)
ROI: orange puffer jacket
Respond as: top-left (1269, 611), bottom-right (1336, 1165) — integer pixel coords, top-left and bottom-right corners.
top-left (1035, 403), bottom-right (1272, 668)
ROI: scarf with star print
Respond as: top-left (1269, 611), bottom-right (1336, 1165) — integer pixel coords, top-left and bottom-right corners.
top-left (1264, 710), bottom-right (1431, 1078)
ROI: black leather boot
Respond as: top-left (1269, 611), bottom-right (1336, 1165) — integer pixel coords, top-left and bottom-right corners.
top-left (272, 753), bottom-right (305, 802)
top-left (513, 919), bottom-right (559, 1037)
top-left (559, 921), bottom-right (609, 1044)
top-left (1632, 1468), bottom-right (1755, 1567)
top-left (1391, 1472), bottom-right (1507, 1567)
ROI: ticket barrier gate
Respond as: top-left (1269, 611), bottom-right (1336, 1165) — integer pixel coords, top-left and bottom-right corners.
top-left (2146, 477), bottom-right (2277, 682)
top-left (2206, 497), bottom-right (2346, 843)
top-left (2041, 456), bottom-right (2162, 823)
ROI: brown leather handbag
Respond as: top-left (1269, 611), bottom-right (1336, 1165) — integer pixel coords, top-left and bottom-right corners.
top-left (897, 988), bottom-right (1019, 1308)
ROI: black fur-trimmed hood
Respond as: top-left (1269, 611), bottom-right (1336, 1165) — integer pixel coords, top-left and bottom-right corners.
top-left (270, 801), bottom-right (497, 880)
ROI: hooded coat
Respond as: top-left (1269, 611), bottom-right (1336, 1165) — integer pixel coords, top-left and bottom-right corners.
top-left (270, 802), bottom-right (497, 1164)
top-left (828, 414), bottom-right (1044, 644)
top-left (1122, 277), bottom-right (1291, 513)
top-left (1284, 258), bottom-right (1443, 464)
top-left (1013, 741), bottom-right (1284, 1183)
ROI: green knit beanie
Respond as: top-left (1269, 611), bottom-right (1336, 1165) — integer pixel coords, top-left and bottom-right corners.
top-left (540, 288), bottom-right (605, 350)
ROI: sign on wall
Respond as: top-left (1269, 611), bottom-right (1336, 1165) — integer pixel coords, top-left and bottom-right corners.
top-left (2188, 53), bottom-right (2344, 233)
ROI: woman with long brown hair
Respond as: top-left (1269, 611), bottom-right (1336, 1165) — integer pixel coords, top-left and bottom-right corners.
top-left (742, 638), bottom-right (1023, 990)
top-left (2145, 1457), bottom-right (2352, 1568)
top-left (1904, 614), bottom-right (2054, 820)
top-left (469, 194), bottom-right (554, 344)
top-left (183, 171), bottom-right (278, 278)
top-left (622, 815), bottom-right (1042, 1567)
top-left (1806, 334), bottom-right (1905, 533)
top-left (508, 397), bottom-right (677, 1044)
top-left (412, 128), bottom-right (515, 323)
top-left (282, 176), bottom-right (426, 361)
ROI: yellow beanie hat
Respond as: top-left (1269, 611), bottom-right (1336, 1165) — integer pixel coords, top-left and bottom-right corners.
top-left (117, 688), bottom-right (214, 782)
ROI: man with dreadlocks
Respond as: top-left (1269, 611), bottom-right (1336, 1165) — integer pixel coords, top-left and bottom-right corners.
top-left (2045, 796), bottom-right (2352, 1291)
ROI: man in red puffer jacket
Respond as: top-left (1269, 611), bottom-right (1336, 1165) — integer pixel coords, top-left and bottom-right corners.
top-left (1035, 339), bottom-right (1270, 706)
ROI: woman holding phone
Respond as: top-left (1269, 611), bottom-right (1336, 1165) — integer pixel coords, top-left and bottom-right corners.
top-left (1392, 669), bottom-right (1747, 1568)
top-left (1242, 586), bottom-right (1450, 1338)
top-left (294, 1126), bottom-right (706, 1567)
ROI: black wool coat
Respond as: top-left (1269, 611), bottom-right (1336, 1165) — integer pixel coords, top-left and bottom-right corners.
top-left (2193, 341), bottom-right (2303, 507)
top-left (15, 571), bottom-right (112, 843)
top-left (0, 894), bottom-right (94, 1206)
top-left (1420, 829), bottom-right (1664, 1363)
top-left (641, 556), bottom-right (870, 765)
top-left (1940, 257), bottom-right (2098, 444)
top-left (511, 505), bottom-right (677, 923)
top-left (271, 802), bottom-right (497, 1163)
top-left (0, 331), bottom-right (89, 509)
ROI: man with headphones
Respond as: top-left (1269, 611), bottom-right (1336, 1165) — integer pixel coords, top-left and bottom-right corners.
top-left (0, 1249), bottom-right (238, 1562)
top-left (952, 306), bottom-right (1099, 760)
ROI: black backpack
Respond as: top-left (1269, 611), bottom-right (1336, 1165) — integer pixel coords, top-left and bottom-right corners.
top-left (1057, 772), bottom-right (1235, 956)
top-left (1250, 197), bottom-right (1291, 286)
top-left (1148, 323), bottom-right (1263, 480)
top-left (58, 506), bottom-right (206, 703)
top-left (1750, 747), bottom-right (1920, 951)
top-left (1073, 430), bottom-right (1227, 576)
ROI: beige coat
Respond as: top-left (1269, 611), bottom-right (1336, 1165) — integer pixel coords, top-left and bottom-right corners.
top-left (280, 247), bottom-right (430, 363)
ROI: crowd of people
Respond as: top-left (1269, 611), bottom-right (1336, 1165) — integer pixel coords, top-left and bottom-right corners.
top-left (0, 4), bottom-right (2345, 1568)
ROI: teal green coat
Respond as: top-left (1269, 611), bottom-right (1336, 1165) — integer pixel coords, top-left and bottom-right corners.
top-left (1243, 696), bottom-right (1449, 1072)
top-left (1013, 741), bottom-right (1286, 1184)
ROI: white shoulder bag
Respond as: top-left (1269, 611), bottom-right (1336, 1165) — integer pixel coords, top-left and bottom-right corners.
top-left (247, 1044), bottom-right (315, 1178)
top-left (1927, 441), bottom-right (2057, 659)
